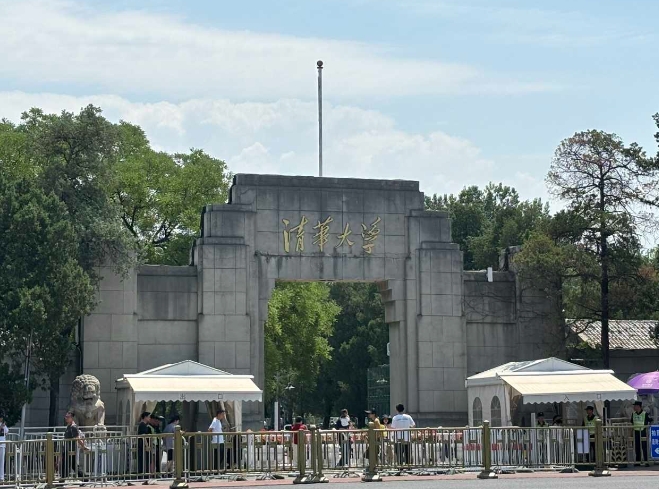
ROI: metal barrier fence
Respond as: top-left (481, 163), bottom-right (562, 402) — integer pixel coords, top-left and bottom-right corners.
top-left (0, 420), bottom-right (647, 486)
top-left (8, 425), bottom-right (130, 438)
top-left (371, 427), bottom-right (482, 473)
top-left (491, 427), bottom-right (575, 469)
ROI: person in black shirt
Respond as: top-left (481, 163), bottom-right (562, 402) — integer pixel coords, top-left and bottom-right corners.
top-left (137, 412), bottom-right (151, 475)
top-left (335, 409), bottom-right (351, 468)
top-left (61, 412), bottom-right (87, 480)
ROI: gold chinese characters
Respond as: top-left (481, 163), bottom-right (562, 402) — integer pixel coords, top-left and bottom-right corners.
top-left (281, 216), bottom-right (381, 253)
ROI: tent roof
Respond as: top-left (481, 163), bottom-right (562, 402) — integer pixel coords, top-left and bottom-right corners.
top-left (133, 360), bottom-right (232, 376)
top-left (499, 371), bottom-right (637, 404)
top-left (466, 357), bottom-right (587, 386)
top-left (116, 360), bottom-right (262, 403)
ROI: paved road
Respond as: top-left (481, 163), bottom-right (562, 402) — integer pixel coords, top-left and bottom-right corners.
top-left (321, 476), bottom-right (656, 489)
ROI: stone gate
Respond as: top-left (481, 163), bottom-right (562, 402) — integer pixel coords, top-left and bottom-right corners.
top-left (26, 174), bottom-right (562, 428)
top-left (192, 174), bottom-right (467, 426)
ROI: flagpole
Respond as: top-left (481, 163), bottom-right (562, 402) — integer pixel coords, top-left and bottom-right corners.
top-left (317, 60), bottom-right (323, 177)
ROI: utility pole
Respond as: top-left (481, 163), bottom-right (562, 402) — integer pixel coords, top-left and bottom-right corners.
top-left (317, 60), bottom-right (323, 177)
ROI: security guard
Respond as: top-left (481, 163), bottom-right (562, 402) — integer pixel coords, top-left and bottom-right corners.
top-left (536, 412), bottom-right (549, 464)
top-left (582, 406), bottom-right (599, 461)
top-left (631, 401), bottom-right (651, 466)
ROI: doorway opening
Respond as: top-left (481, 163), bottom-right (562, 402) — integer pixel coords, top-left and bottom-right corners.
top-left (264, 281), bottom-right (388, 430)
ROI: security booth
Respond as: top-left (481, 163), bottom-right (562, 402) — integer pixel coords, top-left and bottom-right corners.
top-left (115, 360), bottom-right (263, 474)
top-left (465, 358), bottom-right (637, 467)
top-left (116, 360), bottom-right (262, 431)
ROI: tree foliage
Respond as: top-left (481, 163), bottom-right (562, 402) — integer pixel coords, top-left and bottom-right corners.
top-left (545, 130), bottom-right (659, 367)
top-left (316, 283), bottom-right (388, 423)
top-left (114, 123), bottom-right (231, 265)
top-left (264, 282), bottom-right (340, 416)
top-left (425, 183), bottom-right (549, 269)
top-left (0, 175), bottom-right (96, 424)
top-left (0, 103), bottom-right (231, 424)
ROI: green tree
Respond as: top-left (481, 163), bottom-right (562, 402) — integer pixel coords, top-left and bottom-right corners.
top-left (114, 122), bottom-right (231, 265)
top-left (425, 183), bottom-right (549, 269)
top-left (315, 283), bottom-right (387, 424)
top-left (546, 130), bottom-right (659, 368)
top-left (20, 106), bottom-right (136, 277)
top-left (1, 106), bottom-right (137, 424)
top-left (264, 282), bottom-right (340, 417)
top-left (0, 364), bottom-right (32, 426)
top-left (0, 175), bottom-right (96, 425)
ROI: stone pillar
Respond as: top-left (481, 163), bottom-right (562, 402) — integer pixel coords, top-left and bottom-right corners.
top-left (411, 210), bottom-right (467, 425)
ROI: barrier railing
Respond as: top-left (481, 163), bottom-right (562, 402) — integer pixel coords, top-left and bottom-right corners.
top-left (491, 426), bottom-right (575, 469)
top-left (371, 427), bottom-right (479, 473)
top-left (0, 421), bottom-right (606, 485)
top-left (8, 425), bottom-right (131, 438)
top-left (1, 437), bottom-right (48, 485)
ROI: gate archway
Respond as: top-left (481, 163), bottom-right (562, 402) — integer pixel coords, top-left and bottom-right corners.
top-left (192, 174), bottom-right (467, 427)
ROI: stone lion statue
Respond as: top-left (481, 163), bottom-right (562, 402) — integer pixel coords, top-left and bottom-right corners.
top-left (69, 374), bottom-right (105, 427)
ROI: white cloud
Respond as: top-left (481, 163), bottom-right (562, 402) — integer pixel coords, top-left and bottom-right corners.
top-left (0, 90), bottom-right (550, 203)
top-left (401, 1), bottom-right (655, 48)
top-left (0, 0), bottom-right (557, 100)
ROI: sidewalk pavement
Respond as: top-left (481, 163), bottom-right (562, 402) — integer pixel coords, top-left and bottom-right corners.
top-left (142, 466), bottom-right (659, 488)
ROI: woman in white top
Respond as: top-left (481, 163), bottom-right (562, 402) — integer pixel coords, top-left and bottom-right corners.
top-left (0, 411), bottom-right (8, 482)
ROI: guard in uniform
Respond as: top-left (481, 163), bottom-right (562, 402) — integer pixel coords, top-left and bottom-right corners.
top-left (631, 401), bottom-right (651, 466)
top-left (582, 406), bottom-right (598, 462)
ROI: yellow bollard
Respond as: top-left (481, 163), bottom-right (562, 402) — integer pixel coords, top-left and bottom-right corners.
top-left (170, 426), bottom-right (189, 488)
top-left (293, 429), bottom-right (310, 484)
top-left (477, 420), bottom-right (497, 479)
top-left (588, 419), bottom-right (611, 477)
top-left (362, 421), bottom-right (382, 482)
top-left (310, 426), bottom-right (328, 483)
top-left (45, 433), bottom-right (55, 489)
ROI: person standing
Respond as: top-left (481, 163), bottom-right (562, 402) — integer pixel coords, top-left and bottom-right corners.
top-left (61, 412), bottom-right (87, 480)
top-left (365, 408), bottom-right (382, 463)
top-left (0, 412), bottom-right (8, 482)
top-left (334, 409), bottom-right (351, 468)
top-left (631, 401), bottom-right (651, 466)
top-left (290, 417), bottom-right (306, 463)
top-left (209, 409), bottom-right (226, 472)
top-left (150, 415), bottom-right (164, 474)
top-left (535, 412), bottom-right (549, 464)
top-left (536, 412), bottom-right (548, 427)
top-left (381, 415), bottom-right (394, 466)
top-left (163, 415), bottom-right (180, 474)
top-left (391, 404), bottom-right (415, 466)
top-left (137, 412), bottom-right (151, 475)
top-left (582, 406), bottom-right (599, 462)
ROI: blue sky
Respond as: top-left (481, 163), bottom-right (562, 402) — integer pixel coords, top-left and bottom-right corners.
top-left (1, 0), bottom-right (658, 204)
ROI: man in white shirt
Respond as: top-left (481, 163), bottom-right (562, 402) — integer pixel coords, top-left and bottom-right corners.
top-left (391, 404), bottom-right (415, 466)
top-left (208, 409), bottom-right (226, 471)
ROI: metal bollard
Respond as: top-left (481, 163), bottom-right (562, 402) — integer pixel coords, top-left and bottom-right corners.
top-left (362, 422), bottom-right (382, 482)
top-left (310, 426), bottom-right (327, 483)
top-left (170, 426), bottom-right (188, 488)
top-left (588, 419), bottom-right (611, 477)
top-left (45, 433), bottom-right (55, 488)
top-left (293, 429), bottom-right (310, 484)
top-left (477, 421), bottom-right (497, 479)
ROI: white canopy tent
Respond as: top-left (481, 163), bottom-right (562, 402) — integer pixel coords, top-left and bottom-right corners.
top-left (465, 357), bottom-right (637, 426)
top-left (116, 360), bottom-right (262, 431)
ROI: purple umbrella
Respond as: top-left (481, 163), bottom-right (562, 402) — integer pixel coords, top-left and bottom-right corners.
top-left (628, 371), bottom-right (659, 395)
